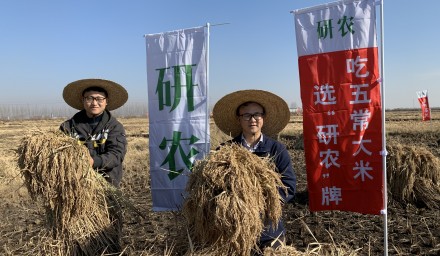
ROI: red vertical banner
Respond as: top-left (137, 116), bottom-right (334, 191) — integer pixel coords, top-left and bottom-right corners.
top-left (293, 0), bottom-right (383, 215)
top-left (416, 90), bottom-right (431, 121)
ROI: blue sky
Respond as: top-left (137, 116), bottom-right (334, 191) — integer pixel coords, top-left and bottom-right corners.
top-left (0, 0), bottom-right (438, 109)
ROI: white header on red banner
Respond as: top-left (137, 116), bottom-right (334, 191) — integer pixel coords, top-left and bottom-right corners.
top-left (293, 0), bottom-right (377, 56)
top-left (416, 90), bottom-right (428, 99)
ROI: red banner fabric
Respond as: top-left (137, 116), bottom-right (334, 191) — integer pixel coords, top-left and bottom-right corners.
top-left (417, 96), bottom-right (431, 121)
top-left (299, 47), bottom-right (384, 214)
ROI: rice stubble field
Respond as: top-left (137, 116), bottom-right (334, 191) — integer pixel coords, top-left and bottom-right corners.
top-left (0, 109), bottom-right (439, 255)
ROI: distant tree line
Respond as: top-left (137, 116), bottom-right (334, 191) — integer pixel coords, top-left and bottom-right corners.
top-left (0, 102), bottom-right (148, 120)
top-left (0, 102), bottom-right (436, 121)
top-left (387, 107), bottom-right (440, 112)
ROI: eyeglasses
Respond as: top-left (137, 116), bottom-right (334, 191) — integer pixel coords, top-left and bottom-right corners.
top-left (84, 96), bottom-right (106, 104)
top-left (239, 112), bottom-right (264, 121)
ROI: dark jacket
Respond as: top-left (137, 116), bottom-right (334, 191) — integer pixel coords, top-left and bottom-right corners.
top-left (60, 109), bottom-right (127, 187)
top-left (229, 134), bottom-right (297, 247)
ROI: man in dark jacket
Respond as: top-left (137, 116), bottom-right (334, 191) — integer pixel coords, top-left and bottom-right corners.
top-left (60, 78), bottom-right (128, 187)
top-left (213, 89), bottom-right (296, 252)
top-left (60, 78), bottom-right (128, 253)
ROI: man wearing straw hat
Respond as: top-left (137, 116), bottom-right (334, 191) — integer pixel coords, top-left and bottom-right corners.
top-left (213, 89), bottom-right (297, 251)
top-left (60, 78), bottom-right (128, 252)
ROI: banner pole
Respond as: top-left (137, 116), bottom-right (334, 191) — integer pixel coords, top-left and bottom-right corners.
top-left (378, 0), bottom-right (388, 255)
top-left (428, 91), bottom-right (432, 123)
top-left (205, 23), bottom-right (211, 154)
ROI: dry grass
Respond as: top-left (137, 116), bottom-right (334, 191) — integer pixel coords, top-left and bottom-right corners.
top-left (387, 142), bottom-right (440, 209)
top-left (183, 143), bottom-right (285, 256)
top-left (16, 130), bottom-right (121, 255)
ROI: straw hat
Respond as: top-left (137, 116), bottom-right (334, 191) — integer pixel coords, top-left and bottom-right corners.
top-left (213, 90), bottom-right (290, 137)
top-left (63, 78), bottom-right (128, 111)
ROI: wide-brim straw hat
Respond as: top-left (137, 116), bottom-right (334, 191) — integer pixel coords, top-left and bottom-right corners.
top-left (213, 89), bottom-right (290, 137)
top-left (63, 78), bottom-right (128, 111)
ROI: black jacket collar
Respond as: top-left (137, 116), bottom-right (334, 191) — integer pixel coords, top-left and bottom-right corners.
top-left (72, 109), bottom-right (111, 134)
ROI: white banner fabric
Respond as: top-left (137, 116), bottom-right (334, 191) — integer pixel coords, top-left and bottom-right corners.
top-left (294, 0), bottom-right (377, 56)
top-left (146, 26), bottom-right (209, 211)
top-left (416, 90), bottom-right (428, 99)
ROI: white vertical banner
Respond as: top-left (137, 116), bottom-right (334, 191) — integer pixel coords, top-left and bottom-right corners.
top-left (145, 26), bottom-right (209, 211)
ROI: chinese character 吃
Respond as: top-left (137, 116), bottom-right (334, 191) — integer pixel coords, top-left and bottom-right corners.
top-left (346, 56), bottom-right (370, 78)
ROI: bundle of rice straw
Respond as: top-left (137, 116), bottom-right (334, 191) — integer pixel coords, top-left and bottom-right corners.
top-left (387, 142), bottom-right (440, 209)
top-left (17, 130), bottom-right (121, 255)
top-left (183, 143), bottom-right (285, 256)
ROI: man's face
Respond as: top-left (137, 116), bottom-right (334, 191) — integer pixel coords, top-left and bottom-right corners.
top-left (237, 102), bottom-right (264, 137)
top-left (82, 90), bottom-right (107, 118)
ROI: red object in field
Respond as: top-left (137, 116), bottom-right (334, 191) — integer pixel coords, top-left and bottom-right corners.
top-left (417, 90), bottom-right (431, 121)
top-left (294, 0), bottom-right (384, 215)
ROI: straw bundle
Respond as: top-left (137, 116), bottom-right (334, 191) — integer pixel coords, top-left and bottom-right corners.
top-left (17, 130), bottom-right (121, 255)
top-left (387, 143), bottom-right (440, 209)
top-left (183, 143), bottom-right (285, 256)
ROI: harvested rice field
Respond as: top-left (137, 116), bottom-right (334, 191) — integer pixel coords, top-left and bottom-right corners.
top-left (0, 109), bottom-right (439, 255)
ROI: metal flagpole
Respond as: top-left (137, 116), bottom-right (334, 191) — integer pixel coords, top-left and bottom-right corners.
top-left (205, 23), bottom-right (210, 155)
top-left (428, 91), bottom-right (432, 124)
top-left (203, 22), bottom-right (229, 154)
top-left (377, 0), bottom-right (388, 255)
